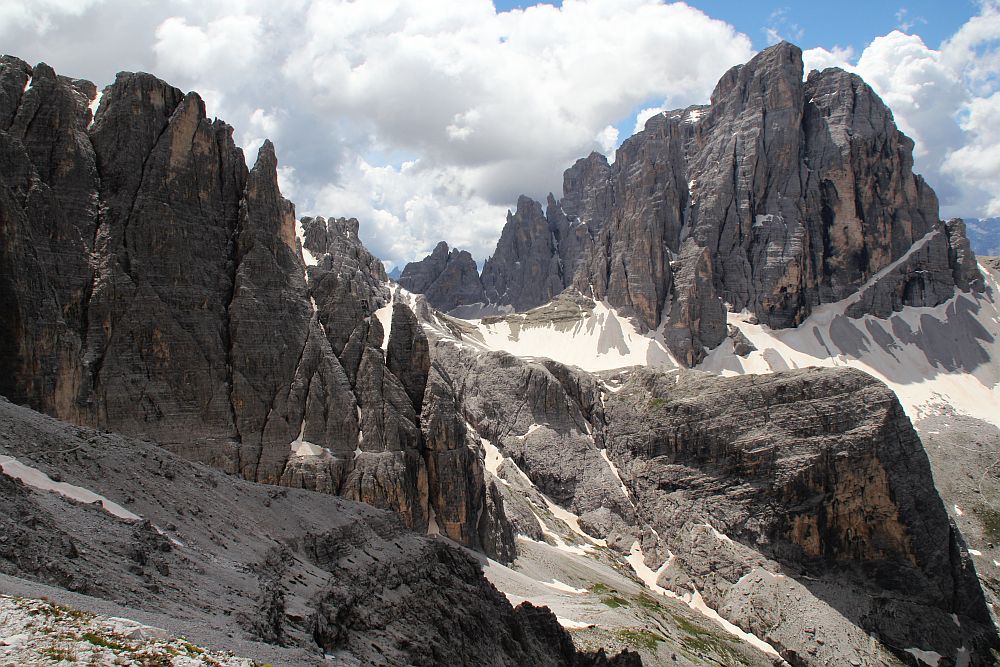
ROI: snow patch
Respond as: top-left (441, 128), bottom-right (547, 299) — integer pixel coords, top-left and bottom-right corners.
top-left (482, 438), bottom-right (508, 483)
top-left (969, 549), bottom-right (983, 556)
top-left (955, 504), bottom-right (965, 517)
top-left (482, 432), bottom-right (604, 554)
top-left (557, 617), bottom-right (592, 629)
top-left (705, 523), bottom-right (733, 543)
top-left (446, 300), bottom-right (677, 373)
top-left (700, 284), bottom-right (1000, 429)
top-left (541, 493), bottom-right (605, 549)
top-left (426, 504), bottom-right (441, 536)
top-left (684, 108), bottom-right (705, 124)
top-left (0, 454), bottom-right (140, 521)
top-left (905, 648), bottom-right (943, 666)
top-left (288, 421), bottom-right (325, 457)
top-left (599, 449), bottom-right (633, 505)
top-left (544, 579), bottom-right (588, 594)
top-left (625, 540), bottom-right (779, 658)
top-left (522, 423), bottom-right (543, 437)
top-left (87, 90), bottom-right (102, 128)
top-left (295, 220), bottom-right (319, 267)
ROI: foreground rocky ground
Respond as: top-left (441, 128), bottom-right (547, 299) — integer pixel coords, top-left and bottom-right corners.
top-left (0, 594), bottom-right (256, 667)
top-left (0, 397), bottom-right (638, 666)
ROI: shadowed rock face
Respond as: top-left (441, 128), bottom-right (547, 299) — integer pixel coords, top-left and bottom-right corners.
top-left (421, 42), bottom-right (983, 366)
top-left (399, 241), bottom-right (486, 312)
top-left (0, 57), bottom-right (442, 540)
top-left (0, 56), bottom-right (537, 567)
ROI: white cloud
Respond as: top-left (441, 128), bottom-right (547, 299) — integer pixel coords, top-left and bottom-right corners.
top-left (313, 157), bottom-right (509, 268)
top-left (764, 7), bottom-right (804, 46)
top-left (895, 7), bottom-right (927, 34)
top-left (595, 125), bottom-right (620, 156)
top-left (9, 0), bottom-right (1000, 267)
top-left (0, 0), bottom-right (106, 35)
top-left (943, 91), bottom-right (1000, 215)
top-left (799, 3), bottom-right (1000, 217)
top-left (632, 105), bottom-right (666, 134)
top-left (280, 0), bottom-right (753, 207)
top-left (802, 45), bottom-right (854, 73)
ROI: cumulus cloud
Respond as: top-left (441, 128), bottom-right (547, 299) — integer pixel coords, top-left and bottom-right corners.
top-left (799, 2), bottom-right (1000, 217)
top-left (8, 0), bottom-right (1000, 267)
top-left (0, 0), bottom-right (106, 35)
top-left (632, 105), bottom-right (667, 134)
top-left (802, 45), bottom-right (854, 73)
top-left (313, 157), bottom-right (510, 267)
top-left (279, 0), bottom-right (753, 206)
top-left (2, 0), bottom-right (752, 268)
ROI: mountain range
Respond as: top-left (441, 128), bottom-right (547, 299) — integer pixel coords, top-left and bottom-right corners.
top-left (2, 41), bottom-right (1000, 666)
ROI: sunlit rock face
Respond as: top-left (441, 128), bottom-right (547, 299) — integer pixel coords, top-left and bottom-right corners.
top-left (418, 42), bottom-right (982, 366)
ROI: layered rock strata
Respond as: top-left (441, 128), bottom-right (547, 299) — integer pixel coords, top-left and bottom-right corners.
top-left (399, 241), bottom-right (485, 312)
top-left (426, 43), bottom-right (984, 365)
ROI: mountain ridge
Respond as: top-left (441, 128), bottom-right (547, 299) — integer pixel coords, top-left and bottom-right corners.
top-left (403, 41), bottom-right (984, 367)
top-left (2, 43), bottom-right (1000, 665)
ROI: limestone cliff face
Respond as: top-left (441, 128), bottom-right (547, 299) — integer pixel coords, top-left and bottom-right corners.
top-left (422, 335), bottom-right (998, 662)
top-left (427, 42), bottom-right (983, 365)
top-left (0, 57), bottom-right (438, 537)
top-left (399, 240), bottom-right (485, 311)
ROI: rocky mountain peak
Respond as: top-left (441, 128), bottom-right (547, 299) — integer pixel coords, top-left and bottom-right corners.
top-left (406, 40), bottom-right (982, 366)
top-left (399, 240), bottom-right (486, 311)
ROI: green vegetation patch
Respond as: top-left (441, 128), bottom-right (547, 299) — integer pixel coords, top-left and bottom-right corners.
top-left (589, 582), bottom-right (629, 608)
top-left (600, 594), bottom-right (629, 608)
top-left (79, 631), bottom-right (126, 651)
top-left (974, 504), bottom-right (1000, 542)
top-left (667, 612), bottom-right (752, 667)
top-left (40, 647), bottom-right (77, 662)
top-left (635, 593), bottom-right (662, 611)
top-left (616, 628), bottom-right (665, 651)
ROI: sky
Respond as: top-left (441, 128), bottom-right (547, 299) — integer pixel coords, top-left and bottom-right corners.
top-left (2, 1), bottom-right (999, 270)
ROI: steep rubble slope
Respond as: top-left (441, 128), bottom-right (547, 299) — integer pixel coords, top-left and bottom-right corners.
top-left (0, 397), bottom-right (638, 666)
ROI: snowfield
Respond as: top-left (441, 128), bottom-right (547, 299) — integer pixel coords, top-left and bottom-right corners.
top-left (700, 267), bottom-right (1000, 429)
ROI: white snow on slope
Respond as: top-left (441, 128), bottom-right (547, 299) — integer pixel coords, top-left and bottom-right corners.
top-left (429, 298), bottom-right (676, 373)
top-left (0, 454), bottom-right (140, 521)
top-left (479, 432), bottom-right (603, 555)
top-left (288, 420), bottom-right (325, 457)
top-left (599, 448), bottom-right (633, 505)
top-left (624, 540), bottom-right (780, 658)
top-left (700, 273), bottom-right (1000, 429)
top-left (906, 647), bottom-right (944, 666)
top-left (87, 90), bottom-right (102, 128)
top-left (374, 284), bottom-right (423, 352)
top-left (544, 579), bottom-right (588, 594)
top-left (294, 219), bottom-right (319, 267)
